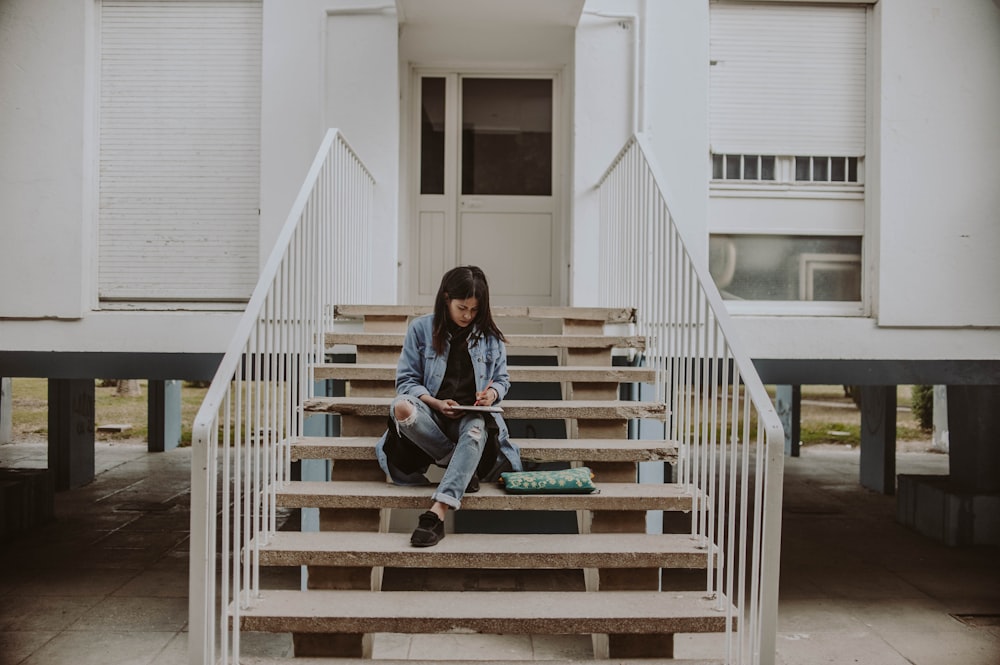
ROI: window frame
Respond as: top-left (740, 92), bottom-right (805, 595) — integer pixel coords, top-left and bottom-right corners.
top-left (708, 1), bottom-right (873, 316)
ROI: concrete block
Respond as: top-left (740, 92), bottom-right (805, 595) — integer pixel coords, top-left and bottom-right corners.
top-left (0, 468), bottom-right (55, 541)
top-left (897, 474), bottom-right (1000, 547)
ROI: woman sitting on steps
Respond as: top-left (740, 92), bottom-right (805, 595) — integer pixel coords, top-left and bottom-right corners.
top-left (375, 266), bottom-right (522, 547)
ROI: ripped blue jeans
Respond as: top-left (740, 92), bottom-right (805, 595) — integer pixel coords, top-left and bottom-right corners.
top-left (390, 394), bottom-right (486, 510)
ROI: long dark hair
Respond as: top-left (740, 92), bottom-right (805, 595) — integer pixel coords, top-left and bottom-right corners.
top-left (432, 265), bottom-right (505, 354)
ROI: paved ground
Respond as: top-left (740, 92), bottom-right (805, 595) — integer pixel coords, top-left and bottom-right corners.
top-left (0, 438), bottom-right (997, 664)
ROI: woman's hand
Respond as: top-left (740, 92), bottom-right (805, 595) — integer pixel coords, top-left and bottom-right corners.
top-left (475, 387), bottom-right (498, 407)
top-left (434, 397), bottom-right (463, 418)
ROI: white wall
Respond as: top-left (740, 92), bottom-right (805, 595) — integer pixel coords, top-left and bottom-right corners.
top-left (0, 0), bottom-right (247, 356)
top-left (726, 0), bottom-right (1000, 360)
top-left (260, 0), bottom-right (398, 305)
top-left (737, 315), bottom-right (1000, 361)
top-left (875, 0), bottom-right (1000, 326)
top-left (642, 0), bottom-right (709, 262)
top-left (578, 0), bottom-right (1000, 360)
top-left (0, 0), bottom-right (88, 319)
top-left (572, 1), bottom-right (640, 305)
top-left (0, 313), bottom-right (240, 354)
top-left (0, 0), bottom-right (243, 356)
top-left (571, 0), bottom-right (709, 303)
top-left (3, 0), bottom-right (998, 362)
top-left (399, 22), bottom-right (574, 65)
top-left (742, 0), bottom-right (1000, 359)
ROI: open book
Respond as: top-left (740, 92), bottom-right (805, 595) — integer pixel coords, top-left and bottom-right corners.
top-left (451, 404), bottom-right (504, 413)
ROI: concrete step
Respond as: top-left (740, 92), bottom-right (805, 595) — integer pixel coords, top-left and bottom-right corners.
top-left (243, 658), bottom-right (724, 665)
top-left (334, 304), bottom-right (637, 324)
top-left (237, 589), bottom-right (730, 636)
top-left (313, 362), bottom-right (657, 383)
top-left (257, 531), bottom-right (710, 569)
top-left (290, 436), bottom-right (678, 463)
top-left (275, 480), bottom-right (695, 512)
top-left (325, 332), bottom-right (646, 352)
top-left (303, 397), bottom-right (668, 421)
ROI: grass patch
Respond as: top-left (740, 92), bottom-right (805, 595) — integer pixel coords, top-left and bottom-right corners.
top-left (781, 385), bottom-right (926, 447)
top-left (9, 378), bottom-right (208, 446)
top-left (799, 421), bottom-right (928, 447)
top-left (800, 421), bottom-right (860, 445)
top-left (7, 380), bottom-right (930, 449)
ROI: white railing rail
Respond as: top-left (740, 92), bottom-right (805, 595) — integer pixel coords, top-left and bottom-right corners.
top-left (188, 129), bottom-right (374, 665)
top-left (597, 134), bottom-right (785, 665)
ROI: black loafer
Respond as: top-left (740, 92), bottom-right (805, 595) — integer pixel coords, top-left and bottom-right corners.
top-left (410, 511), bottom-right (445, 547)
top-left (465, 474), bottom-right (480, 494)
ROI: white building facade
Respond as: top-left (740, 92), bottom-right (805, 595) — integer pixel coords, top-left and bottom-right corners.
top-left (1, 0), bottom-right (998, 370)
top-left (2, 1), bottom-right (1000, 520)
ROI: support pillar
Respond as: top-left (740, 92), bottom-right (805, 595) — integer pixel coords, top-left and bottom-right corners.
top-left (947, 385), bottom-right (1000, 494)
top-left (931, 385), bottom-right (949, 452)
top-left (47, 379), bottom-right (95, 490)
top-left (1, 378), bottom-right (12, 444)
top-left (859, 385), bottom-right (896, 495)
top-left (898, 385), bottom-right (1000, 546)
top-left (147, 380), bottom-right (181, 452)
top-left (776, 385), bottom-right (801, 457)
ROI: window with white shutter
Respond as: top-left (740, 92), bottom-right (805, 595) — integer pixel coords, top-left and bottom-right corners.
top-left (710, 1), bottom-right (867, 157)
top-left (98, 0), bottom-right (262, 304)
top-left (708, 1), bottom-right (869, 311)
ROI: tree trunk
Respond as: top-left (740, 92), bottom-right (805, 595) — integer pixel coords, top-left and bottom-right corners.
top-left (115, 380), bottom-right (142, 397)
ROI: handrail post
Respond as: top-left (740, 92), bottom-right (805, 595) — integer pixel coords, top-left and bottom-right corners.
top-left (596, 132), bottom-right (785, 665)
top-left (188, 129), bottom-right (374, 665)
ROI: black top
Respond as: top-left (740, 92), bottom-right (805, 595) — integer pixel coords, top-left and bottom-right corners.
top-left (435, 321), bottom-right (478, 405)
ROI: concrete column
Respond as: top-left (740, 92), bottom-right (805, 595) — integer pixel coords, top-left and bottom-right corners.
top-left (859, 385), bottom-right (896, 495)
top-left (0, 378), bottom-right (12, 444)
top-left (947, 385), bottom-right (1000, 494)
top-left (148, 380), bottom-right (181, 452)
top-left (898, 386), bottom-right (1000, 546)
top-left (776, 385), bottom-right (801, 457)
top-left (932, 385), bottom-right (949, 452)
top-left (47, 379), bottom-right (96, 490)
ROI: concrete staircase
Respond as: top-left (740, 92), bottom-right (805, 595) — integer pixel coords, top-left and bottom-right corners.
top-left (240, 305), bottom-right (731, 663)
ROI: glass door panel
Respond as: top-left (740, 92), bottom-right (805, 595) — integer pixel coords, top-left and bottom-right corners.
top-left (461, 78), bottom-right (552, 196)
top-left (420, 77), bottom-right (446, 195)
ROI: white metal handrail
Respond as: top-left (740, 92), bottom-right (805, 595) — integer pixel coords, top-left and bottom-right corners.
top-left (597, 134), bottom-right (785, 665)
top-left (188, 129), bottom-right (374, 665)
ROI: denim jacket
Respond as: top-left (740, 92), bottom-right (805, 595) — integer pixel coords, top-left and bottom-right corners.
top-left (375, 314), bottom-right (522, 483)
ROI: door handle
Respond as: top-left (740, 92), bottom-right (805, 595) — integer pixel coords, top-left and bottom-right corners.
top-left (461, 199), bottom-right (484, 209)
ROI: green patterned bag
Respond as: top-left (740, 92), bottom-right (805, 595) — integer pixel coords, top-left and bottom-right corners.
top-left (499, 467), bottom-right (597, 494)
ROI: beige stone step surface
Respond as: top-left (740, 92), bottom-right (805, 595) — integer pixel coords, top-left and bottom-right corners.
top-left (304, 396), bottom-right (668, 421)
top-left (334, 304), bottom-right (637, 323)
top-left (290, 436), bottom-right (678, 463)
top-left (256, 531), bottom-right (710, 569)
top-left (237, 589), bottom-right (730, 635)
top-left (313, 362), bottom-right (658, 383)
top-left (325, 332), bottom-right (646, 351)
top-left (242, 659), bottom-right (724, 665)
top-left (275, 480), bottom-right (695, 511)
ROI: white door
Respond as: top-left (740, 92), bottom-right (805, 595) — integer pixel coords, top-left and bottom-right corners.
top-left (410, 73), bottom-right (559, 305)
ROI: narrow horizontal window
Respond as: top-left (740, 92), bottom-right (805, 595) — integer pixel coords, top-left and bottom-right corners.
top-left (713, 155), bottom-right (862, 184)
top-left (711, 154), bottom-right (778, 182)
top-left (791, 156), bottom-right (861, 183)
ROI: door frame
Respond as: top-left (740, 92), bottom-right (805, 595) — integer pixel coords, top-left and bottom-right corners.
top-left (402, 65), bottom-right (567, 306)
